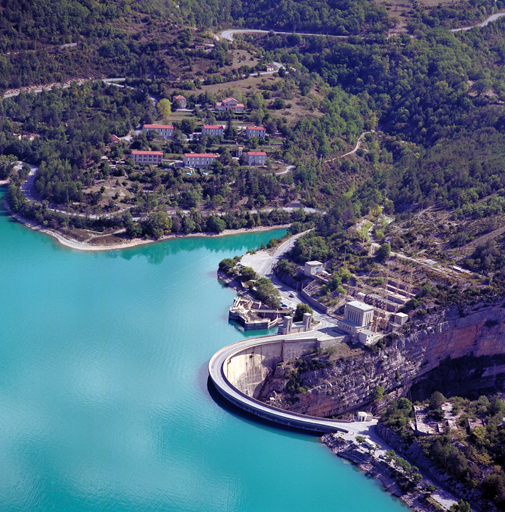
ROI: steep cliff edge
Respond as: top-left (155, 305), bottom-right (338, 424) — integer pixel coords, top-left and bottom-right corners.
top-left (258, 300), bottom-right (505, 416)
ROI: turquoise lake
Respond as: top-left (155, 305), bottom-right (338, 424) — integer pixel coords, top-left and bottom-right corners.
top-left (0, 188), bottom-right (406, 511)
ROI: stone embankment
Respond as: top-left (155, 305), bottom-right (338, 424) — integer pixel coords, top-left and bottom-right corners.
top-left (322, 434), bottom-right (444, 512)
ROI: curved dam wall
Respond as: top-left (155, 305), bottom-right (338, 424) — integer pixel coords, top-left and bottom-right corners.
top-left (209, 333), bottom-right (350, 434)
top-left (225, 336), bottom-right (320, 398)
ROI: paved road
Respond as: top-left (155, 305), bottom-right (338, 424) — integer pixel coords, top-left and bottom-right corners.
top-left (451, 11), bottom-right (505, 32)
top-left (219, 29), bottom-right (348, 42)
top-left (260, 229), bottom-right (310, 277)
top-left (255, 229), bottom-right (339, 327)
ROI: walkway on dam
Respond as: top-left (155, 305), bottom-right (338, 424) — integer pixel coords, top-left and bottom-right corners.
top-left (209, 331), bottom-right (377, 435)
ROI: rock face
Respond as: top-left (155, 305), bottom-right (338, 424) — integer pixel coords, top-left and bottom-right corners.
top-left (375, 423), bottom-right (498, 511)
top-left (259, 300), bottom-right (505, 416)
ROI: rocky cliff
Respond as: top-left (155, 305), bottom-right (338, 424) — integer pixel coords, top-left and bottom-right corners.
top-left (375, 423), bottom-right (498, 511)
top-left (258, 300), bottom-right (505, 416)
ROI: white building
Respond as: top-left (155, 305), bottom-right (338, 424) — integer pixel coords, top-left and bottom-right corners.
top-left (394, 312), bottom-right (409, 325)
top-left (245, 126), bottom-right (266, 139)
top-left (131, 150), bottom-right (163, 165)
top-left (245, 151), bottom-right (267, 166)
top-left (337, 300), bottom-right (375, 336)
top-left (183, 153), bottom-right (217, 168)
top-left (202, 125), bottom-right (224, 137)
top-left (143, 124), bottom-right (174, 140)
top-left (304, 261), bottom-right (323, 277)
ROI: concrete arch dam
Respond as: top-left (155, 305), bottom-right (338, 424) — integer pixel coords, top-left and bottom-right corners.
top-left (208, 332), bottom-right (351, 433)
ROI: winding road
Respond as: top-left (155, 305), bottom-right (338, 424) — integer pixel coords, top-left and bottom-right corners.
top-left (325, 130), bottom-right (374, 163)
top-left (219, 12), bottom-right (505, 44)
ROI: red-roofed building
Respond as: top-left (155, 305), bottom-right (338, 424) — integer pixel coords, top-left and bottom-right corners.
top-left (202, 125), bottom-right (224, 137)
top-left (214, 97), bottom-right (244, 113)
top-left (245, 126), bottom-right (266, 139)
top-left (173, 95), bottom-right (187, 108)
top-left (246, 151), bottom-right (267, 166)
top-left (132, 150), bottom-right (164, 165)
top-left (110, 134), bottom-right (121, 144)
top-left (143, 124), bottom-right (174, 140)
top-left (183, 153), bottom-right (217, 168)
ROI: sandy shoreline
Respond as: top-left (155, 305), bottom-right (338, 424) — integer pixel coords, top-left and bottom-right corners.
top-left (3, 201), bottom-right (290, 251)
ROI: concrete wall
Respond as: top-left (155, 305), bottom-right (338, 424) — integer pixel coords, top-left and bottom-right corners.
top-left (300, 289), bottom-right (329, 314)
top-left (225, 337), bottom-right (320, 398)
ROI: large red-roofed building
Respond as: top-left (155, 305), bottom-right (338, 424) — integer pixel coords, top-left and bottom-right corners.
top-left (132, 150), bottom-right (164, 165)
top-left (245, 126), bottom-right (266, 139)
top-left (246, 151), bottom-right (267, 166)
top-left (202, 125), bottom-right (224, 137)
top-left (183, 153), bottom-right (217, 168)
top-left (143, 124), bottom-right (174, 140)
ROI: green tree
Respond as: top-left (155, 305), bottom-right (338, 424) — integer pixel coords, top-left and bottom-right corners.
top-left (449, 499), bottom-right (471, 512)
top-left (294, 303), bottom-right (313, 321)
top-left (253, 277), bottom-right (281, 309)
top-left (376, 242), bottom-right (391, 260)
top-left (207, 215), bottom-right (226, 233)
top-left (240, 266), bottom-right (258, 281)
top-left (157, 98), bottom-right (172, 122)
top-left (374, 385), bottom-right (385, 402)
top-left (145, 211), bottom-right (172, 239)
top-left (219, 258), bottom-right (236, 274)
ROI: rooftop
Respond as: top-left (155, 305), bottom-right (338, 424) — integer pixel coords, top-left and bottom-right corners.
top-left (132, 150), bottom-right (163, 155)
top-left (174, 95), bottom-right (186, 99)
top-left (306, 261), bottom-right (323, 266)
top-left (346, 300), bottom-right (375, 312)
top-left (247, 126), bottom-right (266, 130)
top-left (144, 124), bottom-right (174, 129)
top-left (184, 153), bottom-right (218, 158)
top-left (203, 125), bottom-right (223, 129)
top-left (246, 152), bottom-right (267, 156)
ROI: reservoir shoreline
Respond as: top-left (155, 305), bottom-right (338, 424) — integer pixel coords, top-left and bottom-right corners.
top-left (3, 199), bottom-right (290, 252)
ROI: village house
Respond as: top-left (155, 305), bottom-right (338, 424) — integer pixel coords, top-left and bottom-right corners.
top-left (214, 97), bottom-right (245, 113)
top-left (183, 153), bottom-right (217, 168)
top-left (110, 134), bottom-right (121, 144)
top-left (143, 124), bottom-right (174, 140)
top-left (266, 63), bottom-right (276, 72)
top-left (173, 95), bottom-right (187, 108)
top-left (245, 151), bottom-right (267, 166)
top-left (245, 126), bottom-right (266, 139)
top-left (131, 150), bottom-right (164, 165)
top-left (201, 125), bottom-right (224, 137)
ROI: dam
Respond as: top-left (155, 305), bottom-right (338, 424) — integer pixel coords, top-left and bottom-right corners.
top-left (208, 330), bottom-right (353, 433)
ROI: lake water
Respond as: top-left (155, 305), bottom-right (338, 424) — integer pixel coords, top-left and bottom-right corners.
top-left (0, 188), bottom-right (406, 511)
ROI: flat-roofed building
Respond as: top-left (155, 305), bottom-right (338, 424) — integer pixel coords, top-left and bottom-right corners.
top-left (202, 125), bottom-right (224, 137)
top-left (131, 150), bottom-right (163, 165)
top-left (245, 126), bottom-right (266, 139)
top-left (245, 151), bottom-right (266, 166)
top-left (143, 124), bottom-right (174, 140)
top-left (304, 261), bottom-right (323, 277)
top-left (183, 153), bottom-right (217, 168)
top-left (337, 300), bottom-right (375, 336)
